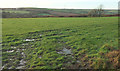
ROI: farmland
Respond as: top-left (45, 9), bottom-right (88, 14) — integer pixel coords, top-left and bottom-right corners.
top-left (2, 17), bottom-right (119, 69)
top-left (2, 8), bottom-right (118, 18)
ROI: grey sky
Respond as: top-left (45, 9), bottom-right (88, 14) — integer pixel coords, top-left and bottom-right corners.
top-left (0, 0), bottom-right (119, 9)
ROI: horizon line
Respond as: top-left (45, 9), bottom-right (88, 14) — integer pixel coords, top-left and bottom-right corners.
top-left (0, 7), bottom-right (118, 10)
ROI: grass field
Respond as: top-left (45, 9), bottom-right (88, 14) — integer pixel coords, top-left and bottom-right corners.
top-left (2, 17), bottom-right (119, 69)
top-left (3, 10), bottom-right (30, 14)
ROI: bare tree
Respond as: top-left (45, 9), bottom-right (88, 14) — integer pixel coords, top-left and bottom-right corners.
top-left (97, 4), bottom-right (104, 17)
top-left (88, 4), bottom-right (104, 17)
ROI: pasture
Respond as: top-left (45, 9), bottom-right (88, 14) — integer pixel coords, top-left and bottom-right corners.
top-left (2, 17), bottom-right (119, 69)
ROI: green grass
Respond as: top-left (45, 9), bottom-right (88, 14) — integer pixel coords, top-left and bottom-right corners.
top-left (2, 17), bottom-right (118, 35)
top-left (37, 14), bottom-right (51, 16)
top-left (2, 17), bottom-right (119, 69)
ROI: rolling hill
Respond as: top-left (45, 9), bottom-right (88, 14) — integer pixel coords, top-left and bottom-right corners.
top-left (1, 8), bottom-right (118, 18)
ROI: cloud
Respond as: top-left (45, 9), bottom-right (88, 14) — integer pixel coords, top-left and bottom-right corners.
top-left (0, 0), bottom-right (54, 8)
top-left (0, 0), bottom-right (118, 9)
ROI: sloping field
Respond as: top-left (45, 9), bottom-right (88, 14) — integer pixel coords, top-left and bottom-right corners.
top-left (2, 8), bottom-right (118, 18)
top-left (2, 17), bottom-right (119, 69)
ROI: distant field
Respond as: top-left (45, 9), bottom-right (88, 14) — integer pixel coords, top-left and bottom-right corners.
top-left (2, 8), bottom-right (118, 18)
top-left (3, 10), bottom-right (30, 14)
top-left (2, 17), bottom-right (119, 69)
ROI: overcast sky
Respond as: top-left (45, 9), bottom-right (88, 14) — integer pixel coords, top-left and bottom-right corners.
top-left (0, 0), bottom-right (119, 9)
